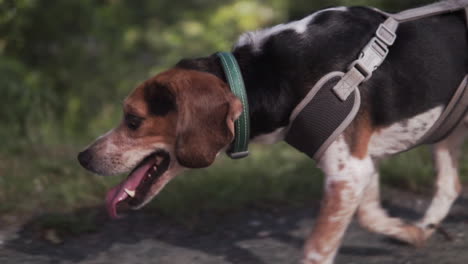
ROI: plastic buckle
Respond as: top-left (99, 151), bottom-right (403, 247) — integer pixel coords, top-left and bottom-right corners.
top-left (349, 37), bottom-right (389, 82)
top-left (376, 23), bottom-right (396, 46)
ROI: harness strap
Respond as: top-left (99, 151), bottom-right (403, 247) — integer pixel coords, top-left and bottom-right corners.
top-left (465, 6), bottom-right (468, 24)
top-left (332, 18), bottom-right (397, 101)
top-left (288, 1), bottom-right (468, 161)
top-left (418, 75), bottom-right (468, 144)
top-left (392, 0), bottom-right (468, 22)
top-left (332, 0), bottom-right (468, 102)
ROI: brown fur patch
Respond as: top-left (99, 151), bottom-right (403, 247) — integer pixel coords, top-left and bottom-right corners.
top-left (304, 180), bottom-right (356, 261)
top-left (344, 109), bottom-right (375, 159)
top-left (121, 79), bottom-right (178, 146)
top-left (338, 163), bottom-right (345, 171)
top-left (154, 68), bottom-right (242, 168)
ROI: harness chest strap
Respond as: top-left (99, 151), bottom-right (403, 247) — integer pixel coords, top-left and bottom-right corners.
top-left (285, 72), bottom-right (361, 160)
top-left (286, 0), bottom-right (468, 161)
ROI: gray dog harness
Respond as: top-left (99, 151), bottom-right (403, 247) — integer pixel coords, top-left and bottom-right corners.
top-left (285, 0), bottom-right (468, 161)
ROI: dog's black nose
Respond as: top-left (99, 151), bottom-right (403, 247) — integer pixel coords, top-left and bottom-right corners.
top-left (78, 149), bottom-right (93, 169)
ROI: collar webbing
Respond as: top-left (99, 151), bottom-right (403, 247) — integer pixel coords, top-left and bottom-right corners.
top-left (217, 52), bottom-right (250, 159)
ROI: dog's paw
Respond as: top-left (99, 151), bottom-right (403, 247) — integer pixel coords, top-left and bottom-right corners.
top-left (385, 223), bottom-right (427, 247)
top-left (416, 222), bottom-right (455, 243)
top-left (302, 252), bottom-right (334, 264)
top-left (402, 224), bottom-right (426, 247)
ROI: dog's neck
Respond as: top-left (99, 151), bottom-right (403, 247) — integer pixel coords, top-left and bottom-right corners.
top-left (176, 50), bottom-right (303, 139)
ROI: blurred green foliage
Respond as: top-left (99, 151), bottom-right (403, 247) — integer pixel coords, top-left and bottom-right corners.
top-left (0, 0), bottom-right (433, 147)
top-left (2, 0), bottom-right (462, 219)
top-left (0, 0), bottom-right (285, 148)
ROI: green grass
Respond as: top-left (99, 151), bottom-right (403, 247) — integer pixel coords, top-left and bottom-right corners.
top-left (1, 142), bottom-right (467, 223)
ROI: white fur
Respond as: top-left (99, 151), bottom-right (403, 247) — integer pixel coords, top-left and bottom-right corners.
top-left (357, 111), bottom-right (467, 246)
top-left (120, 143), bottom-right (170, 172)
top-left (251, 126), bottom-right (287, 144)
top-left (419, 148), bottom-right (457, 226)
top-left (235, 7), bottom-right (348, 52)
top-left (303, 137), bottom-right (374, 264)
top-left (357, 171), bottom-right (423, 244)
top-left (88, 126), bottom-right (172, 176)
top-left (307, 252), bottom-right (324, 262)
top-left (368, 106), bottom-right (443, 158)
top-left (319, 137), bottom-right (373, 195)
top-left (417, 121), bottom-right (467, 237)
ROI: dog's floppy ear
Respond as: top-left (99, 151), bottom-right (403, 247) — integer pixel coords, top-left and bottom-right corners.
top-left (173, 71), bottom-right (242, 168)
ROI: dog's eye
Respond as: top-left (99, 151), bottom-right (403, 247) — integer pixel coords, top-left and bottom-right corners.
top-left (125, 114), bottom-right (143, 130)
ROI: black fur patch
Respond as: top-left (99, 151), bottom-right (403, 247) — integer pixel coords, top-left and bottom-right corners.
top-left (144, 83), bottom-right (176, 116)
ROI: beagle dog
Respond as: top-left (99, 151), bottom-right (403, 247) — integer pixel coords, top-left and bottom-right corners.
top-left (78, 6), bottom-right (468, 264)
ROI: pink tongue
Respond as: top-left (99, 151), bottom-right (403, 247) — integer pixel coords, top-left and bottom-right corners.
top-left (105, 161), bottom-right (153, 219)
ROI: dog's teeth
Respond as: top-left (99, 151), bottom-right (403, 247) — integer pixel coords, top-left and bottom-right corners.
top-left (147, 173), bottom-right (151, 178)
top-left (153, 166), bottom-right (157, 171)
top-left (124, 188), bottom-right (135, 198)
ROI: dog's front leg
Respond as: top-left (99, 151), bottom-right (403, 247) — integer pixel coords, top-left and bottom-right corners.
top-left (303, 137), bottom-right (373, 264)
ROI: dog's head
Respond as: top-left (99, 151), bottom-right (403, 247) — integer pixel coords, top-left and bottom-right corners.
top-left (78, 68), bottom-right (242, 218)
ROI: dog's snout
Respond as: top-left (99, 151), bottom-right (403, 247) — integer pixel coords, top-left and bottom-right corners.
top-left (78, 149), bottom-right (93, 169)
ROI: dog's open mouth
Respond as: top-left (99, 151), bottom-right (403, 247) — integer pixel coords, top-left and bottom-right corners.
top-left (105, 150), bottom-right (170, 219)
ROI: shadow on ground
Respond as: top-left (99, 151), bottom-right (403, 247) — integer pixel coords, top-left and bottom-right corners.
top-left (2, 188), bottom-right (468, 264)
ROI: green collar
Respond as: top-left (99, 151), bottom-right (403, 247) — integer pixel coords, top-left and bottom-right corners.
top-left (217, 52), bottom-right (250, 159)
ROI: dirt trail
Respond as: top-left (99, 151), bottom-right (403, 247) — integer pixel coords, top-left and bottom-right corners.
top-left (1, 188), bottom-right (468, 264)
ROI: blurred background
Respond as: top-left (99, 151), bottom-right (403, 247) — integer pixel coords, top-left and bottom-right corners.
top-left (1, 0), bottom-right (466, 227)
